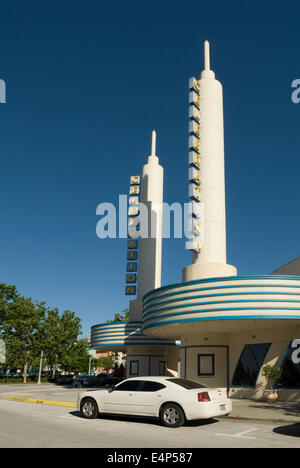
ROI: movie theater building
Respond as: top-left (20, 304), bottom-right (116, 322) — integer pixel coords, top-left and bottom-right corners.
top-left (91, 42), bottom-right (300, 401)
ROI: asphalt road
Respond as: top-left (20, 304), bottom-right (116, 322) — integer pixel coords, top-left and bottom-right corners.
top-left (0, 385), bottom-right (299, 448)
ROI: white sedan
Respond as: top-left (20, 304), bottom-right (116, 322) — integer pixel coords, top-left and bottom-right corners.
top-left (77, 376), bottom-right (232, 428)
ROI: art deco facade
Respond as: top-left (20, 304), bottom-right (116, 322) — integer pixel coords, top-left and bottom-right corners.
top-left (91, 44), bottom-right (300, 401)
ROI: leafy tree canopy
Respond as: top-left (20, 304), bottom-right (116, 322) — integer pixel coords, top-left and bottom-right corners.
top-left (0, 283), bottom-right (85, 381)
top-left (106, 309), bottom-right (129, 323)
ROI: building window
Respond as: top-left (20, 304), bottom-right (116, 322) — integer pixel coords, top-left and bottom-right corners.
top-left (129, 360), bottom-right (139, 376)
top-left (198, 354), bottom-right (215, 376)
top-left (276, 343), bottom-right (300, 389)
top-left (159, 361), bottom-right (166, 376)
top-left (232, 343), bottom-right (271, 387)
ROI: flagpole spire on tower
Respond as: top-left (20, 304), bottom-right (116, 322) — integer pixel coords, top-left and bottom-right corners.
top-left (151, 130), bottom-right (156, 156)
top-left (201, 40), bottom-right (215, 79)
top-left (204, 40), bottom-right (210, 70)
top-left (148, 129), bottom-right (159, 164)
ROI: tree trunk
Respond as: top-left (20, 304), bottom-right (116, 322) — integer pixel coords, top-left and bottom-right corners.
top-left (37, 351), bottom-right (43, 385)
top-left (23, 362), bottom-right (28, 384)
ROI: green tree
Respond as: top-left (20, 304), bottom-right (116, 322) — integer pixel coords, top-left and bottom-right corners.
top-left (123, 309), bottom-right (129, 321)
top-left (97, 354), bottom-right (115, 371)
top-left (2, 296), bottom-right (46, 383)
top-left (0, 283), bottom-right (19, 334)
top-left (0, 283), bottom-right (84, 382)
top-left (42, 309), bottom-right (82, 377)
top-left (262, 365), bottom-right (282, 388)
top-left (106, 309), bottom-right (129, 323)
top-left (61, 339), bottom-right (90, 374)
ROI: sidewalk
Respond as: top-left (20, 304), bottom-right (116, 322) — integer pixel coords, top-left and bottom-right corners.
top-left (224, 399), bottom-right (300, 424)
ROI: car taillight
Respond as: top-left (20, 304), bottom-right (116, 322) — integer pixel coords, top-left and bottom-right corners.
top-left (197, 392), bottom-right (211, 402)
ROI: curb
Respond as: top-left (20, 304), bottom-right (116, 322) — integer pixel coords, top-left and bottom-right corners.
top-left (218, 415), bottom-right (299, 425)
top-left (1, 396), bottom-right (77, 408)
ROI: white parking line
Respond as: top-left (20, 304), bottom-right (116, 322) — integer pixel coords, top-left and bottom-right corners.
top-left (215, 428), bottom-right (257, 440)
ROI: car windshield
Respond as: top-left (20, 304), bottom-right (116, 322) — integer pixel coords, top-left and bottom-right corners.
top-left (167, 378), bottom-right (208, 390)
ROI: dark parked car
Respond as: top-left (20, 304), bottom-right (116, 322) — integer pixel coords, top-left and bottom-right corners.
top-left (73, 374), bottom-right (97, 387)
top-left (56, 375), bottom-right (75, 385)
top-left (73, 373), bottom-right (125, 388)
top-left (94, 373), bottom-right (124, 387)
top-left (93, 373), bottom-right (110, 386)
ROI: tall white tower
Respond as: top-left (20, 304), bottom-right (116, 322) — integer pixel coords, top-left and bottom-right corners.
top-left (183, 41), bottom-right (237, 281)
top-left (129, 131), bottom-right (164, 321)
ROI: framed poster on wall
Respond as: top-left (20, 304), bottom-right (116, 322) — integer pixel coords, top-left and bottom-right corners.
top-left (198, 354), bottom-right (215, 376)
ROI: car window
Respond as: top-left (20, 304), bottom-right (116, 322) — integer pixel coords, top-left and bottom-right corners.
top-left (115, 380), bottom-right (143, 391)
top-left (140, 381), bottom-right (166, 392)
top-left (167, 378), bottom-right (208, 389)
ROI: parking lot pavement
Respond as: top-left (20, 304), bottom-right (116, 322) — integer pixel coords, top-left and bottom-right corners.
top-left (0, 383), bottom-right (111, 409)
top-left (0, 383), bottom-right (86, 403)
top-left (0, 395), bottom-right (300, 448)
top-left (1, 384), bottom-right (300, 425)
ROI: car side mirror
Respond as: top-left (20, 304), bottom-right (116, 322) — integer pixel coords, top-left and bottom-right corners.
top-left (108, 386), bottom-right (116, 393)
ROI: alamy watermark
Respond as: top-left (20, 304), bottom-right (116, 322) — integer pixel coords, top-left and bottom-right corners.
top-left (0, 79), bottom-right (6, 104)
top-left (291, 79), bottom-right (300, 104)
top-left (96, 195), bottom-right (202, 250)
top-left (291, 339), bottom-right (300, 364)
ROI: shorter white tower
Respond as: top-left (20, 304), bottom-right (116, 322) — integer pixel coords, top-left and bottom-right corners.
top-left (183, 41), bottom-right (237, 281)
top-left (129, 131), bottom-right (164, 321)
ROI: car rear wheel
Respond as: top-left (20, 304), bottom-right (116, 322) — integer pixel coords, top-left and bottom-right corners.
top-left (80, 398), bottom-right (99, 419)
top-left (160, 403), bottom-right (185, 428)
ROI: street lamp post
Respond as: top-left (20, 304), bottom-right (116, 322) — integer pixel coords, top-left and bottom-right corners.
top-left (37, 351), bottom-right (43, 385)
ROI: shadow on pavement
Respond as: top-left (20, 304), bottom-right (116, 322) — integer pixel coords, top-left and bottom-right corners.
top-left (273, 423), bottom-right (300, 438)
top-left (68, 411), bottom-right (218, 428)
top-left (69, 410), bottom-right (161, 426)
top-left (248, 402), bottom-right (300, 419)
top-left (184, 418), bottom-right (218, 428)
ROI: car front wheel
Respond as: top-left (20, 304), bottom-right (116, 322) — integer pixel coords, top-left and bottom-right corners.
top-left (160, 403), bottom-right (185, 428)
top-left (80, 398), bottom-right (99, 419)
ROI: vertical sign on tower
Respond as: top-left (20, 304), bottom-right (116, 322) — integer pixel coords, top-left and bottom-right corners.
top-left (125, 176), bottom-right (141, 296)
top-left (187, 77), bottom-right (203, 253)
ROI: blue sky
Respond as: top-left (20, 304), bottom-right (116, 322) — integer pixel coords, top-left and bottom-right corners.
top-left (0, 1), bottom-right (299, 336)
